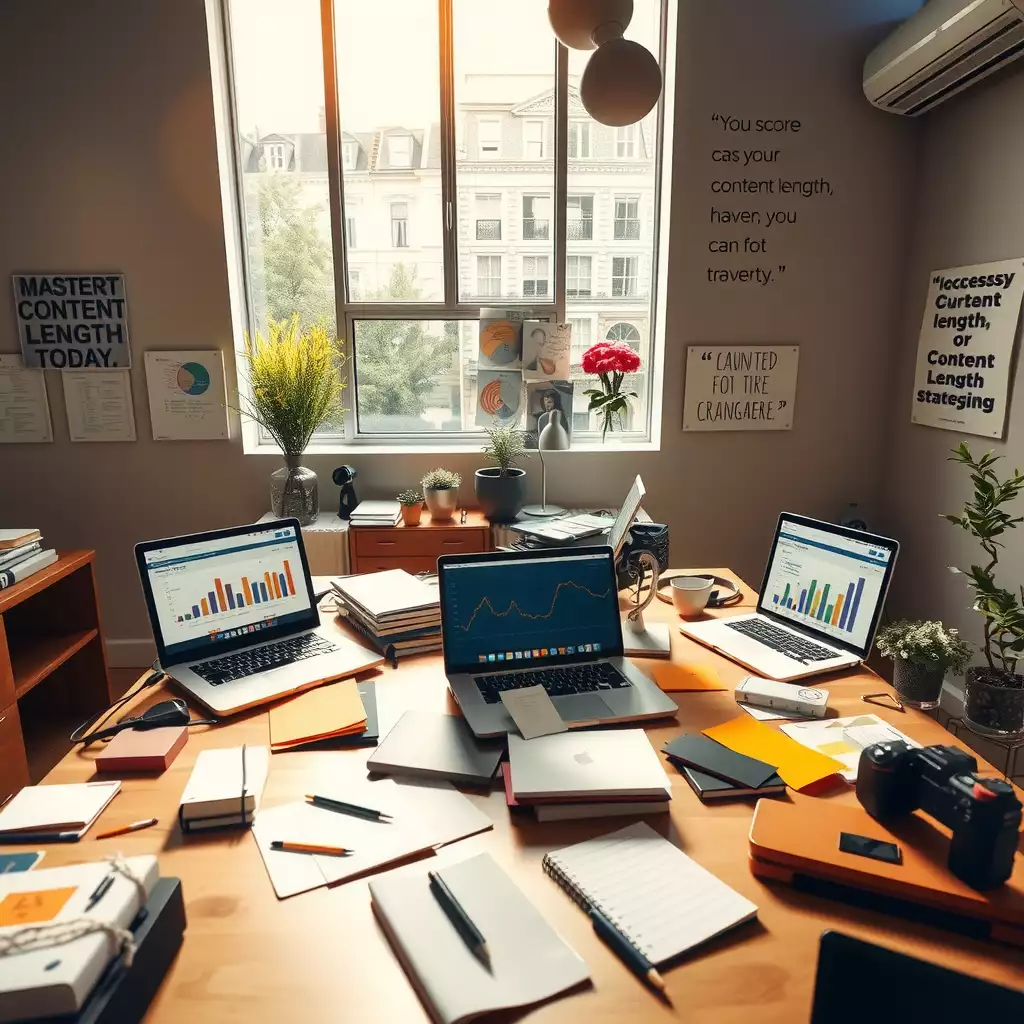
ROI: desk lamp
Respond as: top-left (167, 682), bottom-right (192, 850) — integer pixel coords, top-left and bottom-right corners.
top-left (521, 405), bottom-right (570, 517)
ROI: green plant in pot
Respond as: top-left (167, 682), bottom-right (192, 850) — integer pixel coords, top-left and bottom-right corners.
top-left (475, 425), bottom-right (531, 523)
top-left (238, 315), bottom-right (345, 526)
top-left (875, 620), bottom-right (971, 710)
top-left (397, 489), bottom-right (423, 527)
top-left (943, 442), bottom-right (1024, 737)
top-left (421, 468), bottom-right (461, 522)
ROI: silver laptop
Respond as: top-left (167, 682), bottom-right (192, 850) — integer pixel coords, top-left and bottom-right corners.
top-left (438, 545), bottom-right (678, 737)
top-left (680, 513), bottom-right (899, 682)
top-left (135, 519), bottom-right (380, 716)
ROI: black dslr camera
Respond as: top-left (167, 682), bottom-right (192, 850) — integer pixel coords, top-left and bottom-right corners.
top-left (856, 741), bottom-right (1021, 890)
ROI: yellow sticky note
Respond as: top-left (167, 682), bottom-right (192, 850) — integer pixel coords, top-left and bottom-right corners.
top-left (703, 716), bottom-right (845, 791)
top-left (0, 887), bottom-right (76, 926)
top-left (651, 661), bottom-right (726, 693)
top-left (819, 740), bottom-right (855, 757)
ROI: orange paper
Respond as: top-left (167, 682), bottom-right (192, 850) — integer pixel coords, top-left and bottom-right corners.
top-left (0, 887), bottom-right (76, 926)
top-left (651, 661), bottom-right (726, 693)
top-left (269, 678), bottom-right (366, 751)
top-left (703, 716), bottom-right (845, 791)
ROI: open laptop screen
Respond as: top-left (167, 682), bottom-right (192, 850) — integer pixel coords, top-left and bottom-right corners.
top-left (758, 515), bottom-right (898, 658)
top-left (439, 548), bottom-right (623, 674)
top-left (136, 521), bottom-right (316, 665)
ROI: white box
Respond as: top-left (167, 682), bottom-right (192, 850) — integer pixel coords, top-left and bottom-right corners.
top-left (735, 676), bottom-right (829, 718)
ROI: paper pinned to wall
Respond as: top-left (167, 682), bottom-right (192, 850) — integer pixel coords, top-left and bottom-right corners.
top-left (144, 350), bottom-right (229, 440)
top-left (476, 371), bottom-right (523, 427)
top-left (0, 355), bottom-right (52, 443)
top-left (523, 321), bottom-right (571, 381)
top-left (478, 307), bottom-right (529, 370)
top-left (63, 370), bottom-right (136, 442)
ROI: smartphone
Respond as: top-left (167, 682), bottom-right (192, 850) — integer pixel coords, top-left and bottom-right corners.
top-left (838, 832), bottom-right (902, 865)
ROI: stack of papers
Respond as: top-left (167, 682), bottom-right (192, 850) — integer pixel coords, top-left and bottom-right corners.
top-left (0, 530), bottom-right (57, 591)
top-left (178, 746), bottom-right (269, 832)
top-left (779, 714), bottom-right (921, 781)
top-left (349, 500), bottom-right (402, 527)
top-left (269, 678), bottom-right (368, 751)
top-left (0, 782), bottom-right (120, 840)
top-left (333, 569), bottom-right (442, 658)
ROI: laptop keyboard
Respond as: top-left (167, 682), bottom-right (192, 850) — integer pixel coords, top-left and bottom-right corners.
top-left (191, 634), bottom-right (338, 685)
top-left (725, 619), bottom-right (837, 662)
top-left (474, 662), bottom-right (629, 705)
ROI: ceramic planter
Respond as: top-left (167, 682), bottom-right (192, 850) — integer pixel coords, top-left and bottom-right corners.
top-left (964, 666), bottom-right (1024, 738)
top-left (892, 658), bottom-right (945, 710)
top-left (423, 486), bottom-right (458, 522)
top-left (475, 468), bottom-right (526, 522)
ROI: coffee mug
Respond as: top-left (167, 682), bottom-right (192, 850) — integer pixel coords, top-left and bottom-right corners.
top-left (670, 576), bottom-right (715, 617)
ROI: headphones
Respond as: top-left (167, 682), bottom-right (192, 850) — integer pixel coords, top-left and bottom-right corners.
top-left (656, 572), bottom-right (743, 608)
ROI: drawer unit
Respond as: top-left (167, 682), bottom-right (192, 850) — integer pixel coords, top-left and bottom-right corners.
top-left (349, 511), bottom-right (490, 576)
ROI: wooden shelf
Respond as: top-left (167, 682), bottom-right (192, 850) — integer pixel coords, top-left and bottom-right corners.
top-left (12, 629), bottom-right (99, 698)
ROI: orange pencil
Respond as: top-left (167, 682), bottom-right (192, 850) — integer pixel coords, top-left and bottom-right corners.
top-left (270, 840), bottom-right (352, 857)
top-left (95, 817), bottom-right (158, 840)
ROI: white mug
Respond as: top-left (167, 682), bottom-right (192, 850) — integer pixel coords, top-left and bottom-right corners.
top-left (670, 576), bottom-right (715, 617)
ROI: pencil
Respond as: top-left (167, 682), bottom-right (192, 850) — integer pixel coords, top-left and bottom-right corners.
top-left (305, 794), bottom-right (392, 822)
top-left (270, 840), bottom-right (352, 857)
top-left (591, 908), bottom-right (670, 1002)
top-left (95, 817), bottom-right (158, 840)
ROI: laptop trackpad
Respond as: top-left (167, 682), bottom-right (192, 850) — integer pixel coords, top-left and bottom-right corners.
top-left (552, 692), bottom-right (615, 725)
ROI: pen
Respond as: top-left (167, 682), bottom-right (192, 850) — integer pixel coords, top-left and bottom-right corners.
top-left (305, 794), bottom-right (392, 822)
top-left (590, 908), bottom-right (670, 1002)
top-left (270, 841), bottom-right (352, 857)
top-left (85, 874), bottom-right (114, 911)
top-left (95, 817), bottom-right (158, 840)
top-left (0, 832), bottom-right (79, 844)
top-left (428, 869), bottom-right (490, 968)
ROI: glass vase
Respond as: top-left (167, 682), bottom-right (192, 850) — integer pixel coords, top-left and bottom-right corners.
top-left (963, 667), bottom-right (1024, 738)
top-left (892, 658), bottom-right (944, 710)
top-left (270, 456), bottom-right (318, 526)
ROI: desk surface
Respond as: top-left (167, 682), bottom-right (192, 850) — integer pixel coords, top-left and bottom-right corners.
top-left (33, 570), bottom-right (1024, 1022)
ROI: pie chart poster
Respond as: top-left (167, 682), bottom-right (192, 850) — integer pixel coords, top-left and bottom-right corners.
top-left (143, 350), bottom-right (229, 440)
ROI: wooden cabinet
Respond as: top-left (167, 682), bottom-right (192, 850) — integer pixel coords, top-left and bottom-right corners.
top-left (349, 511), bottom-right (491, 575)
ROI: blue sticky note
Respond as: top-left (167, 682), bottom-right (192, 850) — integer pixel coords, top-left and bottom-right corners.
top-left (0, 852), bottom-right (43, 874)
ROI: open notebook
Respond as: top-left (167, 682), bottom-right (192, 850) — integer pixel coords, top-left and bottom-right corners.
top-left (542, 821), bottom-right (758, 966)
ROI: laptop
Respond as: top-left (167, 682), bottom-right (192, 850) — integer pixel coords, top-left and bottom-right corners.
top-left (438, 545), bottom-right (678, 737)
top-left (135, 519), bottom-right (383, 716)
top-left (680, 513), bottom-right (898, 682)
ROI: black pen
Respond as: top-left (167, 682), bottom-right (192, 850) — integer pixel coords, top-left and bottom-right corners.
top-left (428, 869), bottom-right (490, 968)
top-left (85, 874), bottom-right (114, 911)
top-left (0, 832), bottom-right (79, 844)
top-left (305, 794), bottom-right (393, 822)
top-left (590, 908), bottom-right (670, 1002)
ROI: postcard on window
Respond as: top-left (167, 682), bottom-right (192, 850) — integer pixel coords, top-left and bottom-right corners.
top-left (478, 308), bottom-right (532, 370)
top-left (476, 371), bottom-right (524, 427)
top-left (523, 321), bottom-right (571, 381)
top-left (524, 380), bottom-right (573, 449)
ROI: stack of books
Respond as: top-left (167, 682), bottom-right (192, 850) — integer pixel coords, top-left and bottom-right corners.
top-left (662, 734), bottom-right (786, 802)
top-left (504, 729), bottom-right (672, 822)
top-left (0, 529), bottom-right (58, 590)
top-left (332, 569), bottom-right (442, 658)
top-left (349, 500), bottom-right (402, 527)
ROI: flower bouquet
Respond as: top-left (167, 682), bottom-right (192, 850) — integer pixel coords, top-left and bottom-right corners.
top-left (581, 341), bottom-right (641, 440)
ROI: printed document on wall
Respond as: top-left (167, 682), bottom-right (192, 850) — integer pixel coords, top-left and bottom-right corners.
top-left (910, 258), bottom-right (1024, 439)
top-left (63, 370), bottom-right (136, 442)
top-left (144, 350), bottom-right (229, 440)
top-left (0, 355), bottom-right (52, 443)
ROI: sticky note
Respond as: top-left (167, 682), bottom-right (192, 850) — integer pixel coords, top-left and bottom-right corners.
top-left (0, 886), bottom-right (76, 926)
top-left (0, 852), bottom-right (43, 874)
top-left (703, 716), bottom-right (845, 791)
top-left (500, 686), bottom-right (568, 740)
top-left (651, 661), bottom-right (727, 692)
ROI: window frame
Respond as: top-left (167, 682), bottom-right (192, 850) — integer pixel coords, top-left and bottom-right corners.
top-left (342, 139), bottom-right (359, 171)
top-left (523, 118), bottom-right (546, 159)
top-left (387, 133), bottom-right (413, 168)
top-left (220, 0), bottom-right (673, 453)
top-left (566, 254), bottom-right (592, 298)
top-left (390, 201), bottom-right (409, 248)
top-left (478, 117), bottom-right (501, 159)
top-left (611, 255), bottom-right (639, 298)
top-left (567, 120), bottom-right (591, 159)
top-left (615, 124), bottom-right (637, 158)
top-left (265, 142), bottom-right (286, 170)
top-left (476, 254), bottom-right (502, 297)
top-left (521, 255), bottom-right (551, 298)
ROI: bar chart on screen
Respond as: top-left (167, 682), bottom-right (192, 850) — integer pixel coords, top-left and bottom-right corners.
top-left (178, 559), bottom-right (297, 621)
top-left (770, 575), bottom-right (866, 633)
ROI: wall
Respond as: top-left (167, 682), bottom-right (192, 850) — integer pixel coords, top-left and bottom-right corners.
top-left (0, 0), bottom-right (920, 657)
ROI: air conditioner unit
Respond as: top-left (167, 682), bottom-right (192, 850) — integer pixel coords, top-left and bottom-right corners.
top-left (864, 0), bottom-right (1024, 115)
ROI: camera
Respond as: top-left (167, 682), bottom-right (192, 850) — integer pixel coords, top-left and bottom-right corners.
top-left (856, 741), bottom-right (1022, 890)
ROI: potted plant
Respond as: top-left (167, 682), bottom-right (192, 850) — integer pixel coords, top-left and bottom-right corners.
top-left (943, 442), bottom-right (1024, 737)
top-left (875, 620), bottom-right (972, 710)
top-left (238, 315), bottom-right (344, 526)
top-left (582, 340), bottom-right (641, 440)
top-left (421, 468), bottom-right (461, 522)
top-left (397, 489), bottom-right (423, 527)
top-left (475, 425), bottom-right (530, 522)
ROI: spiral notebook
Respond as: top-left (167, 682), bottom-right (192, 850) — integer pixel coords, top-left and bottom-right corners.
top-left (542, 821), bottom-right (758, 965)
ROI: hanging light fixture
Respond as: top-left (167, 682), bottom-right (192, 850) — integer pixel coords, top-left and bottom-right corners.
top-left (548, 0), bottom-right (662, 126)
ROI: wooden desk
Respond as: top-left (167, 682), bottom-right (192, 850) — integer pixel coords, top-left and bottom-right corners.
top-left (30, 569), bottom-right (1023, 1022)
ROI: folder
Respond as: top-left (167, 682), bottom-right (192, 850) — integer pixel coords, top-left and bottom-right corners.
top-left (269, 678), bottom-right (367, 751)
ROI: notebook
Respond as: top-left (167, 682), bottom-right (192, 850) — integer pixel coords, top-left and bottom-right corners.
top-left (678, 765), bottom-right (787, 802)
top-left (269, 677), bottom-right (367, 751)
top-left (0, 782), bottom-right (120, 839)
top-left (0, 529), bottom-right (39, 551)
top-left (333, 569), bottom-right (440, 622)
top-left (662, 734), bottom-right (779, 789)
top-left (93, 726), bottom-right (188, 773)
top-left (367, 711), bottom-right (503, 787)
top-left (507, 729), bottom-right (671, 800)
top-left (543, 821), bottom-right (758, 966)
top-left (178, 746), bottom-right (269, 832)
top-left (370, 852), bottom-right (590, 1024)
top-left (500, 764), bottom-right (669, 820)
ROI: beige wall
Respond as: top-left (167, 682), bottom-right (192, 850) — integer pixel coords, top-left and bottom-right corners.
top-left (0, 0), bottom-right (920, 657)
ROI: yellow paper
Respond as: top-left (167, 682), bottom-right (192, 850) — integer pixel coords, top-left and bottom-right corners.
top-left (0, 887), bottom-right (76, 926)
top-left (651, 661), bottom-right (726, 693)
top-left (270, 679), bottom-right (366, 750)
top-left (703, 716), bottom-right (845, 791)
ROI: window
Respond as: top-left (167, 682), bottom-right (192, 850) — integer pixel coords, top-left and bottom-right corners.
top-left (391, 202), bottom-right (409, 248)
top-left (616, 124), bottom-right (637, 158)
top-left (522, 194), bottom-right (551, 240)
top-left (567, 121), bottom-right (591, 159)
top-left (614, 196), bottom-right (640, 240)
top-left (566, 255), bottom-right (592, 298)
top-left (607, 322), bottom-right (641, 350)
top-left (478, 118), bottom-right (501, 158)
top-left (225, 0), bottom-right (667, 446)
top-left (612, 257), bottom-right (639, 297)
top-left (522, 256), bottom-right (549, 297)
top-left (476, 255), bottom-right (502, 297)
top-left (566, 194), bottom-right (593, 241)
top-left (524, 119), bottom-right (545, 159)
top-left (475, 194), bottom-right (501, 240)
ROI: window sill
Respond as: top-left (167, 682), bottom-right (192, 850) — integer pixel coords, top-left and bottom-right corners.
top-left (243, 439), bottom-right (662, 457)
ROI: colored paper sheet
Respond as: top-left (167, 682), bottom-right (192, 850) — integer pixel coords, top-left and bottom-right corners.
top-left (0, 886), bottom-right (76, 925)
top-left (269, 678), bottom-right (366, 751)
top-left (651, 661), bottom-right (726, 692)
top-left (703, 716), bottom-right (845, 791)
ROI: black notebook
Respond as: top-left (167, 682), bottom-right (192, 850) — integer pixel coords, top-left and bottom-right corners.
top-left (662, 734), bottom-right (778, 789)
top-left (679, 765), bottom-right (786, 802)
